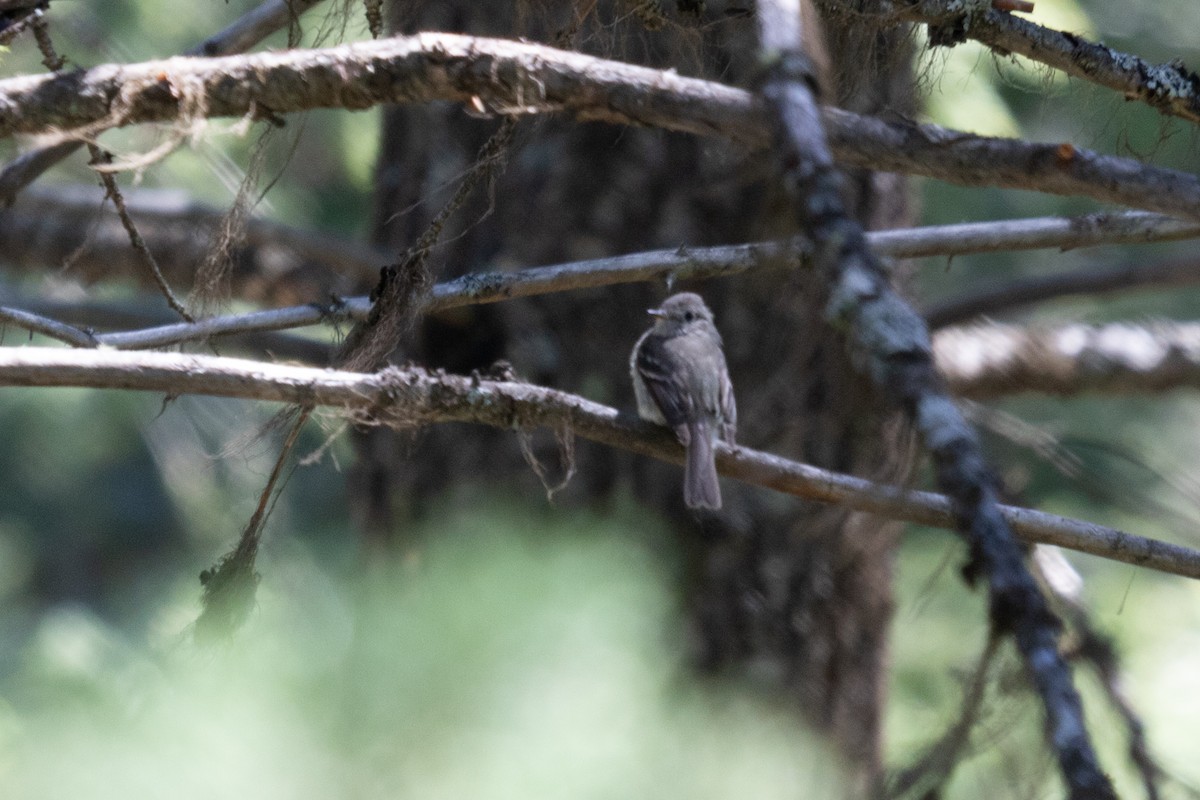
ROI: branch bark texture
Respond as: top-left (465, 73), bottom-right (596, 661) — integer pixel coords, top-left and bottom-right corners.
top-left (938, 321), bottom-right (1200, 398)
top-left (754, 1), bottom-right (1114, 796)
top-left (890, 0), bottom-right (1200, 124)
top-left (0, 346), bottom-right (1195, 581)
top-left (3, 34), bottom-right (1200, 218)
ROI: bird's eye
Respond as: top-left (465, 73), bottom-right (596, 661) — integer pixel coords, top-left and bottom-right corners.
top-left (684, 311), bottom-right (695, 322)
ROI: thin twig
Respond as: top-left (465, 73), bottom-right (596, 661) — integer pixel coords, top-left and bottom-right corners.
top-left (339, 117), bottom-right (517, 372)
top-left (0, 5), bottom-right (42, 47)
top-left (0, 306), bottom-right (98, 347)
top-left (196, 406), bottom-right (310, 641)
top-left (87, 145), bottom-right (194, 321)
top-left (9, 190), bottom-right (1198, 307)
top-left (887, 629), bottom-right (1004, 799)
top-left (1, 346), bottom-right (1199, 581)
top-left (5, 207), bottom-right (1199, 352)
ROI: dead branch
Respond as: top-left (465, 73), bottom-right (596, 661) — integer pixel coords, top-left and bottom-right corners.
top-left (11, 184), bottom-right (1199, 307)
top-left (875, 0), bottom-right (1200, 125)
top-left (754, 0), bottom-right (1113, 795)
top-left (926, 254), bottom-right (1200, 329)
top-left (3, 34), bottom-right (1200, 219)
top-left (0, 346), bottom-right (1197, 581)
top-left (937, 321), bottom-right (1200, 398)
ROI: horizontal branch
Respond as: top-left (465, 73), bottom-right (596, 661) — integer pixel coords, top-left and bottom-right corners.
top-left (8, 184), bottom-right (1197, 300)
top-left (927, 254), bottom-right (1200, 329)
top-left (890, 0), bottom-right (1200, 124)
top-left (0, 345), bottom-right (1196, 580)
top-left (936, 321), bottom-right (1200, 398)
top-left (6, 205), bottom-right (1200, 351)
top-left (14, 295), bottom-right (1200, 401)
top-left (3, 34), bottom-right (1200, 218)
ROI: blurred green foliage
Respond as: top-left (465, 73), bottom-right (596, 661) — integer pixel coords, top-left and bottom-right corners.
top-left (1, 0), bottom-right (1200, 797)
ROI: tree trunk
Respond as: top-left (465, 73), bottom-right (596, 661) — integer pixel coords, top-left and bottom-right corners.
top-left (354, 1), bottom-right (917, 789)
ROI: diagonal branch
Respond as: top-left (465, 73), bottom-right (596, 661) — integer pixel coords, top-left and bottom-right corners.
top-left (754, 0), bottom-right (1114, 796)
top-left (876, 0), bottom-right (1200, 125)
top-left (0, 345), bottom-right (1197, 581)
top-left (3, 34), bottom-right (1200, 218)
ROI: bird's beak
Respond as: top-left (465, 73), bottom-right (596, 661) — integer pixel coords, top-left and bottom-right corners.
top-left (646, 307), bottom-right (666, 318)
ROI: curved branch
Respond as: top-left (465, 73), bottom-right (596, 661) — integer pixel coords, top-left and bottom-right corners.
top-left (937, 321), bottom-right (1200, 398)
top-left (3, 34), bottom-right (1200, 218)
top-left (0, 345), bottom-right (1196, 581)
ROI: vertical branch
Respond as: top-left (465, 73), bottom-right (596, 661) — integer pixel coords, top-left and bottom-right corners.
top-left (751, 2), bottom-right (1115, 798)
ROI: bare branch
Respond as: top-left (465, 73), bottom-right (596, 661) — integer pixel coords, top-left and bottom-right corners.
top-left (879, 0), bottom-right (1200, 125)
top-left (937, 321), bottom-right (1200, 398)
top-left (0, 345), bottom-right (1197, 581)
top-left (0, 5), bottom-right (43, 48)
top-left (0, 0), bottom-right (329, 205)
top-left (0, 305), bottom-right (98, 347)
top-left (755, 1), bottom-right (1113, 795)
top-left (3, 34), bottom-right (1200, 218)
top-left (874, 210), bottom-right (1200, 259)
top-left (11, 184), bottom-right (1197, 306)
top-left (926, 253), bottom-right (1200, 329)
top-left (193, 0), bottom-right (325, 57)
top-left (7, 206), bottom-right (1200, 352)
top-left (86, 146), bottom-right (194, 321)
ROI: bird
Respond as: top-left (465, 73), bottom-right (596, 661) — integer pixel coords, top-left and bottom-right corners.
top-left (630, 292), bottom-right (737, 510)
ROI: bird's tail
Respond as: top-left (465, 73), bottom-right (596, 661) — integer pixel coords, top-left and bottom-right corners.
top-left (684, 420), bottom-right (722, 510)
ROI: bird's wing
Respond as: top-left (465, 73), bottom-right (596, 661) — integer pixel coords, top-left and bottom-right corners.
top-left (635, 336), bottom-right (694, 443)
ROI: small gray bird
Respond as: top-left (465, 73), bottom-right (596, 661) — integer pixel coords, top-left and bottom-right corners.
top-left (630, 292), bottom-right (737, 510)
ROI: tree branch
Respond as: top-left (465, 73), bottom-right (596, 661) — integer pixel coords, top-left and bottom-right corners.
top-left (3, 34), bottom-right (1200, 218)
top-left (0, 0), bottom-right (329, 206)
top-left (926, 253), bottom-right (1200, 329)
top-left (12, 182), bottom-right (1200, 310)
top-left (6, 195), bottom-right (1200, 350)
top-left (880, 0), bottom-right (1200, 125)
top-left (15, 296), bottom-right (1200, 403)
top-left (0, 345), bottom-right (1196, 581)
top-left (937, 321), bottom-right (1200, 398)
top-left (754, 1), bottom-right (1114, 795)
